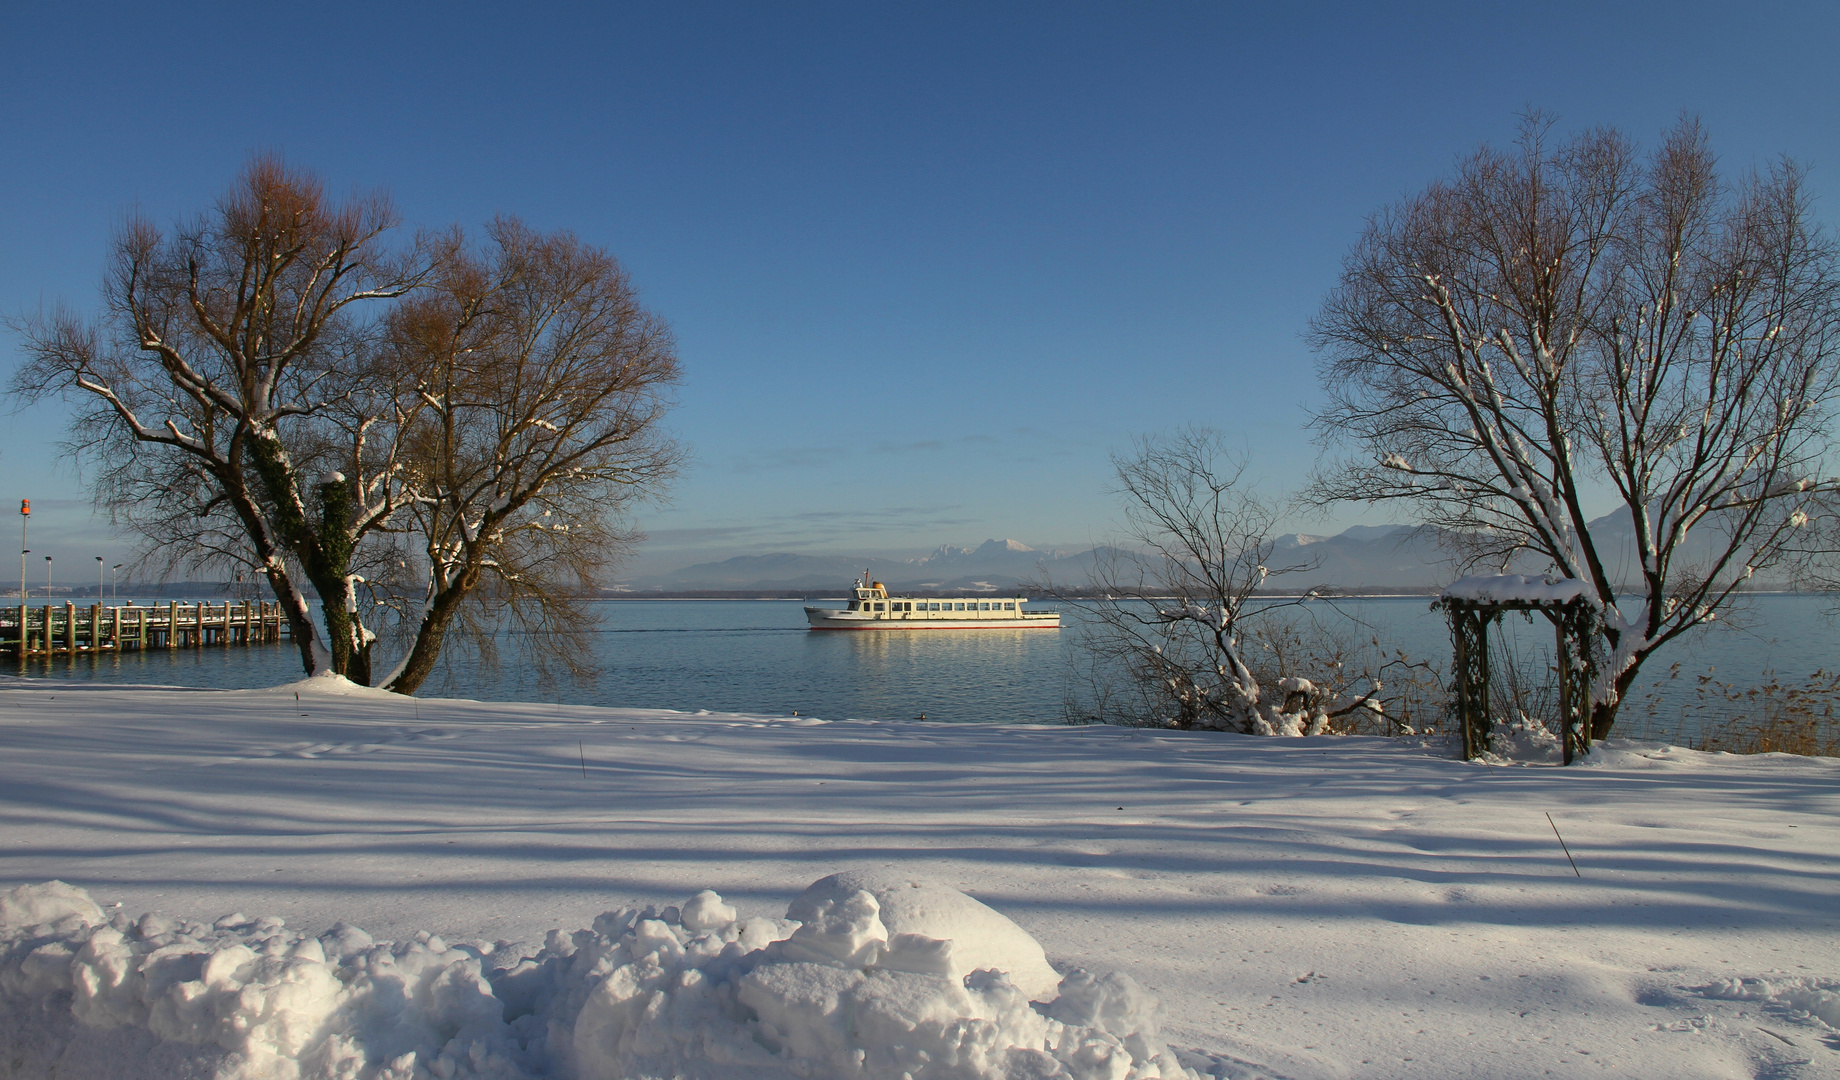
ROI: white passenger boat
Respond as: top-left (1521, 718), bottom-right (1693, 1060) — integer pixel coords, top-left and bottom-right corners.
top-left (805, 573), bottom-right (1060, 630)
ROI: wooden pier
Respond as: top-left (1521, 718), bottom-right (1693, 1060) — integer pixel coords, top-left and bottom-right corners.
top-left (2, 601), bottom-right (289, 657)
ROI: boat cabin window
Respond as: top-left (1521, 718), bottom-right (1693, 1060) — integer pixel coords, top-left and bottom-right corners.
top-left (928, 602), bottom-right (940, 611)
top-left (1004, 602), bottom-right (1016, 610)
top-left (874, 602), bottom-right (885, 612)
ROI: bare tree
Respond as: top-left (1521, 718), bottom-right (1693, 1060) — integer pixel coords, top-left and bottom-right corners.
top-left (1312, 114), bottom-right (1840, 737)
top-left (374, 219), bottom-right (681, 694)
top-left (11, 158), bottom-right (424, 679)
top-left (9, 162), bottom-right (681, 695)
top-left (1061, 428), bottom-right (1386, 734)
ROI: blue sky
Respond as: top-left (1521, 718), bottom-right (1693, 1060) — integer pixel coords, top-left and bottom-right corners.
top-left (3, 2), bottom-right (1838, 582)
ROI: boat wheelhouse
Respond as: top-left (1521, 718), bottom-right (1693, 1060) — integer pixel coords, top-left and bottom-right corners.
top-left (804, 572), bottom-right (1060, 630)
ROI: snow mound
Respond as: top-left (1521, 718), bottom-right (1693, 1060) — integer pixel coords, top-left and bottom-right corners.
top-left (0, 880), bottom-right (105, 932)
top-left (259, 670), bottom-right (404, 698)
top-left (0, 877), bottom-right (1200, 1080)
top-left (1698, 975), bottom-right (1840, 1029)
top-left (1485, 714), bottom-right (1562, 764)
top-left (789, 871), bottom-right (1063, 999)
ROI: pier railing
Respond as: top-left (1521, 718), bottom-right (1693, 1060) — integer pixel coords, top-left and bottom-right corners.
top-left (2, 601), bottom-right (289, 657)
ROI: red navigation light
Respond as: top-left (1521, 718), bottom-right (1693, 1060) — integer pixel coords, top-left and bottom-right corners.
top-left (18, 500), bottom-right (27, 517)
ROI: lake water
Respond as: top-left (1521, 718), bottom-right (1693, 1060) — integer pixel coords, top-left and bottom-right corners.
top-left (10, 595), bottom-right (1837, 742)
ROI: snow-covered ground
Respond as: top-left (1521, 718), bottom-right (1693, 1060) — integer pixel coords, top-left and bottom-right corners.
top-left (1, 673), bottom-right (1836, 1079)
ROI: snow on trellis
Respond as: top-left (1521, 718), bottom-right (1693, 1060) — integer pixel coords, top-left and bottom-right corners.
top-left (1434, 574), bottom-right (1598, 764)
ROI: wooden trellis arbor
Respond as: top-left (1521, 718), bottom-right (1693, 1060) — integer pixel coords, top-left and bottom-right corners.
top-left (1433, 575), bottom-right (1599, 765)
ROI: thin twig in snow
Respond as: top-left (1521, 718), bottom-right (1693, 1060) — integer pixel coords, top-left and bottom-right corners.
top-left (1546, 812), bottom-right (1581, 877)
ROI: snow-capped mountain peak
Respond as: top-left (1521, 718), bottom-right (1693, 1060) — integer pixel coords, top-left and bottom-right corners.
top-left (974, 538), bottom-right (1035, 554)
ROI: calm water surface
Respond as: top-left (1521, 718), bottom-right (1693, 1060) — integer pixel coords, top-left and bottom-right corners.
top-left (12, 595), bottom-right (1837, 740)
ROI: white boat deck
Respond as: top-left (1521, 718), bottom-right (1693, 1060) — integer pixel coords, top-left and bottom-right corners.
top-left (804, 574), bottom-right (1059, 630)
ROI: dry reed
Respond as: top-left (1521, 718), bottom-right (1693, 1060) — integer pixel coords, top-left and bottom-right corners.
top-left (1634, 664), bottom-right (1840, 758)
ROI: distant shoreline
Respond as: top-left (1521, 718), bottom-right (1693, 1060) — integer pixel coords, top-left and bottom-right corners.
top-left (589, 587), bottom-right (1824, 602)
top-left (6, 586), bottom-right (1823, 603)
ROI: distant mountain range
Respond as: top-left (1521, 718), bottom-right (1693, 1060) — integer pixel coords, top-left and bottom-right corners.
top-left (628, 538), bottom-right (1099, 593)
top-left (621, 510), bottom-right (1775, 595)
top-left (24, 513), bottom-right (1774, 599)
top-left (1264, 525), bottom-right (1455, 589)
top-left (625, 527), bottom-right (1472, 594)
top-left (1264, 511), bottom-right (1754, 590)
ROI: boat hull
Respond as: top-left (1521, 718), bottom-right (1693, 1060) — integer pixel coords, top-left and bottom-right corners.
top-left (804, 606), bottom-right (1059, 630)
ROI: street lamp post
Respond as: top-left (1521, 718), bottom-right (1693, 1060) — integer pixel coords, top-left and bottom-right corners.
top-left (44, 555), bottom-right (52, 596)
top-left (96, 556), bottom-right (103, 601)
top-left (19, 499), bottom-right (28, 601)
top-left (112, 564), bottom-right (122, 601)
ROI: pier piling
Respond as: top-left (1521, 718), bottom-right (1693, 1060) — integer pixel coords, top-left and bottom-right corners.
top-left (2, 601), bottom-right (287, 658)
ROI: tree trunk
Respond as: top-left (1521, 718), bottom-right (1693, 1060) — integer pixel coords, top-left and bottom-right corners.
top-left (1590, 656), bottom-right (1648, 740)
top-left (248, 459), bottom-right (376, 684)
top-left (313, 596), bottom-right (371, 685)
top-left (261, 562), bottom-right (324, 676)
top-left (1589, 700), bottom-right (1617, 742)
top-left (384, 566), bottom-right (478, 695)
